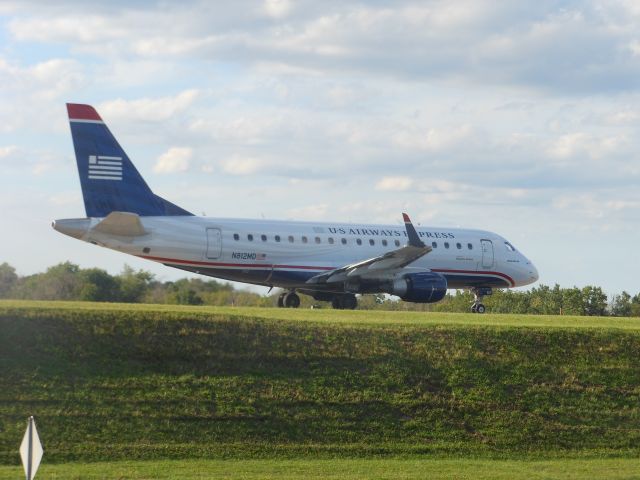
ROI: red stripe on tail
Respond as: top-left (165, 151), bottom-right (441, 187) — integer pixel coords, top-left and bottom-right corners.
top-left (67, 103), bottom-right (102, 121)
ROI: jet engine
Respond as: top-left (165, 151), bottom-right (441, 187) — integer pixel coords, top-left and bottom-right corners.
top-left (390, 271), bottom-right (447, 303)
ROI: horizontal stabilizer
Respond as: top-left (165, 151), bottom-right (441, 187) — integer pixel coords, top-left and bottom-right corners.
top-left (92, 211), bottom-right (147, 237)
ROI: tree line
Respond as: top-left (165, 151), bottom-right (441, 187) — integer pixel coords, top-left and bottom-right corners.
top-left (1, 261), bottom-right (638, 316)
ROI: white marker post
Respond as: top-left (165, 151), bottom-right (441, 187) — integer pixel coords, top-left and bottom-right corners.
top-left (19, 416), bottom-right (43, 480)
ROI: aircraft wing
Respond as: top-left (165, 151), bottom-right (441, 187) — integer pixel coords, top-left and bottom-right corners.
top-left (307, 213), bottom-right (431, 285)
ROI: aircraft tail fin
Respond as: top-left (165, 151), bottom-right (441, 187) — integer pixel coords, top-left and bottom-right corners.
top-left (66, 103), bottom-right (193, 217)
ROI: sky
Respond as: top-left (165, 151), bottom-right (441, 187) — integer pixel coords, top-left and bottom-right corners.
top-left (0, 0), bottom-right (639, 295)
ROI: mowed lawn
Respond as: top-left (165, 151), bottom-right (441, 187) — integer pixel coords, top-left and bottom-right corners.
top-left (1, 458), bottom-right (640, 480)
top-left (1, 299), bottom-right (639, 330)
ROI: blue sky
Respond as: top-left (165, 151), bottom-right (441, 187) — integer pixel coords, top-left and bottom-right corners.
top-left (0, 0), bottom-right (639, 295)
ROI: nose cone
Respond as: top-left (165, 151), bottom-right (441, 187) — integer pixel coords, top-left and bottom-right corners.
top-left (527, 263), bottom-right (539, 284)
top-left (52, 218), bottom-right (91, 239)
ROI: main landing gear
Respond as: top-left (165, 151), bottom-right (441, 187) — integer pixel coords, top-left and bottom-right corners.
top-left (470, 287), bottom-right (492, 314)
top-left (277, 291), bottom-right (358, 309)
top-left (331, 294), bottom-right (358, 310)
top-left (277, 291), bottom-right (300, 308)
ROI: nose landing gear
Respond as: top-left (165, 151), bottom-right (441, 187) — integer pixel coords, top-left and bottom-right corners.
top-left (470, 287), bottom-right (492, 314)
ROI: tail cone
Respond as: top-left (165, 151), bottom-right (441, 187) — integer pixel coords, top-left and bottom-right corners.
top-left (52, 218), bottom-right (91, 239)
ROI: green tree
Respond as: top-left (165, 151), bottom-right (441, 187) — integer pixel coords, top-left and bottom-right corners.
top-left (631, 293), bottom-right (640, 317)
top-left (582, 286), bottom-right (608, 316)
top-left (118, 265), bottom-right (154, 303)
top-left (0, 262), bottom-right (17, 298)
top-left (14, 262), bottom-right (82, 300)
top-left (610, 291), bottom-right (632, 317)
top-left (78, 268), bottom-right (120, 302)
top-left (174, 287), bottom-right (203, 305)
top-left (562, 287), bottom-right (584, 315)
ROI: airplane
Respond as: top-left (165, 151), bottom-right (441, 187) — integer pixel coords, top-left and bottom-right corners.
top-left (53, 103), bottom-right (539, 313)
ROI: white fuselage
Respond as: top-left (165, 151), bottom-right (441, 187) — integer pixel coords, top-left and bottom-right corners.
top-left (54, 215), bottom-right (539, 291)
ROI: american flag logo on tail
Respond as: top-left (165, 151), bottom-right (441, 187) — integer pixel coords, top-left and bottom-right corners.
top-left (88, 155), bottom-right (123, 181)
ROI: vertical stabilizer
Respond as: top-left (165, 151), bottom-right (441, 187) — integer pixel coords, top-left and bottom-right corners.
top-left (67, 103), bottom-right (193, 217)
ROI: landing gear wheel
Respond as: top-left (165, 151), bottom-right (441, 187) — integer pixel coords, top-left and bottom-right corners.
top-left (331, 294), bottom-right (358, 310)
top-left (277, 292), bottom-right (286, 308)
top-left (470, 287), bottom-right (492, 314)
top-left (342, 294), bottom-right (357, 310)
top-left (283, 292), bottom-right (300, 308)
top-left (331, 296), bottom-right (343, 310)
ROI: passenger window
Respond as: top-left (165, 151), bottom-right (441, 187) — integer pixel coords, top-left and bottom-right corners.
top-left (444, 242), bottom-right (449, 249)
top-left (288, 235), bottom-right (294, 243)
top-left (432, 241), bottom-right (437, 248)
top-left (328, 237), bottom-right (335, 245)
top-left (315, 237), bottom-right (321, 244)
top-left (302, 236), bottom-right (308, 244)
top-left (261, 234), bottom-right (267, 242)
top-left (382, 239), bottom-right (388, 247)
top-left (356, 239), bottom-right (362, 246)
top-left (341, 238), bottom-right (347, 245)
top-left (248, 234), bottom-right (254, 241)
top-left (233, 233), bottom-right (239, 241)
top-left (394, 239), bottom-right (400, 247)
top-left (369, 239), bottom-right (375, 246)
top-left (456, 242), bottom-right (462, 249)
top-left (275, 235), bottom-right (281, 242)
top-left (467, 243), bottom-right (472, 250)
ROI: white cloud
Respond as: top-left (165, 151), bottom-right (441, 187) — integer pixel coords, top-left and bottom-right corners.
top-left (375, 176), bottom-right (413, 191)
top-left (9, 14), bottom-right (127, 43)
top-left (220, 156), bottom-right (265, 176)
top-left (153, 147), bottom-right (192, 174)
top-left (392, 125), bottom-right (475, 152)
top-left (264, 0), bottom-right (293, 19)
top-left (605, 109), bottom-right (640, 124)
top-left (0, 57), bottom-right (85, 100)
top-left (48, 191), bottom-right (81, 206)
top-left (287, 203), bottom-right (328, 220)
top-left (0, 146), bottom-right (18, 159)
top-left (4, 2), bottom-right (640, 95)
top-left (1, 1), bottom-right (640, 293)
top-left (546, 132), bottom-right (627, 160)
top-left (99, 90), bottom-right (200, 122)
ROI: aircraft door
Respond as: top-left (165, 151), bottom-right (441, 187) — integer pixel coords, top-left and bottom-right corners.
top-left (480, 239), bottom-right (494, 269)
top-left (206, 228), bottom-right (222, 259)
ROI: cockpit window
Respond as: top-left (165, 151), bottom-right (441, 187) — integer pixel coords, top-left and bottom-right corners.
top-left (504, 241), bottom-right (516, 252)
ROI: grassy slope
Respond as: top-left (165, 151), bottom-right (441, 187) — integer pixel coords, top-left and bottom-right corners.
top-left (2, 458), bottom-right (640, 480)
top-left (1, 300), bottom-right (640, 465)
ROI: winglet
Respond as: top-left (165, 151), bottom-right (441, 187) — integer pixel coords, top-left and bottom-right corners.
top-left (402, 212), bottom-right (426, 248)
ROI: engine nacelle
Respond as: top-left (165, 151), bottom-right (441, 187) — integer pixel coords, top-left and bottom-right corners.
top-left (390, 271), bottom-right (448, 303)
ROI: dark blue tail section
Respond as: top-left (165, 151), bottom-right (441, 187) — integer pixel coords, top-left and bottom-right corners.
top-left (67, 103), bottom-right (193, 218)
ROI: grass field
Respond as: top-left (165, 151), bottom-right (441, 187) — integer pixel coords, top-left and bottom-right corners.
top-left (2, 458), bottom-right (640, 479)
top-left (1, 300), bottom-right (640, 478)
top-left (1, 299), bottom-right (639, 330)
